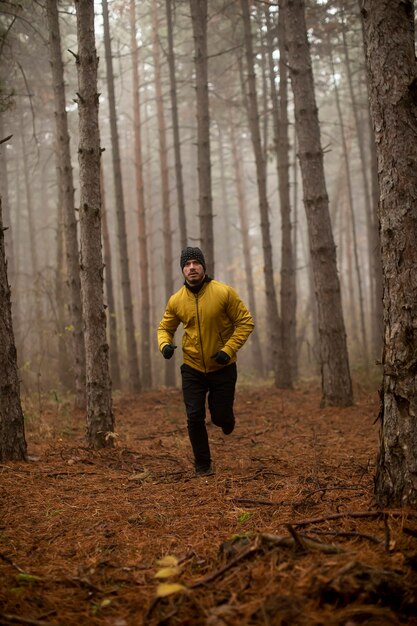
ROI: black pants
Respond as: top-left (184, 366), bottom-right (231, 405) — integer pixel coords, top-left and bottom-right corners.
top-left (180, 362), bottom-right (237, 470)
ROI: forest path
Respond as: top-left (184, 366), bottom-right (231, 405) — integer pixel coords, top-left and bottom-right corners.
top-left (1, 381), bottom-right (417, 625)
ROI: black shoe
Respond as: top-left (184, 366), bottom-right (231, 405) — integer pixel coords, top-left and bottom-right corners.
top-left (195, 463), bottom-right (214, 476)
top-left (222, 421), bottom-right (235, 435)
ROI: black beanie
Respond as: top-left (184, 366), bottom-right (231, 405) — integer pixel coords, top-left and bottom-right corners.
top-left (180, 246), bottom-right (206, 271)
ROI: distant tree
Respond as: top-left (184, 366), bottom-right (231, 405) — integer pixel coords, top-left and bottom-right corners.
top-left (229, 118), bottom-right (264, 375)
top-left (240, 0), bottom-right (281, 384)
top-left (74, 0), bottom-right (114, 449)
top-left (102, 0), bottom-right (141, 393)
top-left (283, 0), bottom-right (353, 406)
top-left (362, 0), bottom-right (417, 505)
top-left (340, 5), bottom-right (382, 361)
top-left (165, 0), bottom-right (188, 249)
top-left (266, 3), bottom-right (297, 387)
top-left (189, 0), bottom-right (214, 274)
top-left (0, 195), bottom-right (27, 462)
top-left (46, 0), bottom-right (86, 407)
top-left (130, 0), bottom-right (152, 390)
top-left (151, 0), bottom-right (176, 388)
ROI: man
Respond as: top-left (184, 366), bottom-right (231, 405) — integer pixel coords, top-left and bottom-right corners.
top-left (157, 246), bottom-right (254, 476)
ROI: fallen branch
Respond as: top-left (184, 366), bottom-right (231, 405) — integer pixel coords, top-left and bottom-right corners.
top-left (0, 614), bottom-right (54, 626)
top-left (232, 497), bottom-right (291, 507)
top-left (288, 509), bottom-right (417, 527)
top-left (285, 524), bottom-right (309, 551)
top-left (261, 532), bottom-right (345, 554)
top-left (311, 530), bottom-right (382, 544)
top-left (0, 553), bottom-right (26, 573)
top-left (301, 485), bottom-right (369, 500)
top-left (190, 538), bottom-right (261, 588)
top-left (190, 529), bottom-right (345, 589)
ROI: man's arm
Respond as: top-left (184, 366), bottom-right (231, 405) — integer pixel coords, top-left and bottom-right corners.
top-left (157, 299), bottom-right (181, 353)
top-left (221, 287), bottom-right (255, 358)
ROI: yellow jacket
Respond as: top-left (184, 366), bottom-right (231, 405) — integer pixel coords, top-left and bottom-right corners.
top-left (157, 279), bottom-right (254, 373)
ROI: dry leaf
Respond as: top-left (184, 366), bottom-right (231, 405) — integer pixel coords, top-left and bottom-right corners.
top-left (154, 566), bottom-right (181, 579)
top-left (156, 582), bottom-right (186, 597)
top-left (156, 555), bottom-right (179, 567)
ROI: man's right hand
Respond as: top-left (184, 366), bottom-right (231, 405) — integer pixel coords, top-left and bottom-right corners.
top-left (162, 344), bottom-right (177, 359)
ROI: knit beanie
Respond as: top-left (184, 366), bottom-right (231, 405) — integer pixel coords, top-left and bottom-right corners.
top-left (180, 246), bottom-right (206, 271)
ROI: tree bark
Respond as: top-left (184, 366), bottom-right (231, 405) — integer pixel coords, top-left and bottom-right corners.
top-left (0, 117), bottom-right (14, 283)
top-left (283, 0), bottom-right (353, 406)
top-left (100, 165), bottom-right (121, 389)
top-left (75, 0), bottom-right (114, 449)
top-left (189, 0), bottom-right (214, 275)
top-left (102, 0), bottom-right (141, 393)
top-left (362, 0), bottom-right (417, 506)
top-left (46, 0), bottom-right (86, 407)
top-left (0, 197), bottom-right (27, 462)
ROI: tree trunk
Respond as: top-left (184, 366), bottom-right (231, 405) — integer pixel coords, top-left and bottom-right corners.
top-left (54, 182), bottom-right (73, 390)
top-left (130, 0), bottom-right (152, 390)
top-left (368, 113), bottom-right (383, 363)
top-left (100, 165), bottom-right (121, 389)
top-left (20, 105), bottom-right (43, 366)
top-left (266, 3), bottom-right (297, 387)
top-left (355, 3), bottom-right (383, 362)
top-left (75, 0), bottom-right (114, 449)
top-left (165, 0), bottom-right (188, 249)
top-left (0, 197), bottom-right (27, 462)
top-left (189, 0), bottom-right (214, 274)
top-left (0, 196), bottom-right (27, 462)
top-left (102, 0), bottom-right (140, 393)
top-left (216, 123), bottom-right (235, 287)
top-left (362, 0), bottom-right (417, 506)
top-left (283, 0), bottom-right (353, 406)
top-left (0, 117), bottom-right (14, 283)
top-left (46, 0), bottom-right (86, 407)
top-left (240, 0), bottom-right (281, 383)
top-left (151, 0), bottom-right (176, 388)
top-left (330, 50), bottom-right (369, 372)
top-left (229, 119), bottom-right (264, 375)
top-left (340, 9), bottom-right (376, 355)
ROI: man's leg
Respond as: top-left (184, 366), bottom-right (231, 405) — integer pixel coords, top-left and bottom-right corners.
top-left (208, 363), bottom-right (237, 435)
top-left (180, 364), bottom-right (211, 470)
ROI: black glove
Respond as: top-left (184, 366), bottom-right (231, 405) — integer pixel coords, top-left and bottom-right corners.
top-left (210, 350), bottom-right (230, 365)
top-left (162, 344), bottom-right (177, 359)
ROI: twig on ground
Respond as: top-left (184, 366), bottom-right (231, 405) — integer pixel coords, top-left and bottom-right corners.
top-left (232, 497), bottom-right (291, 507)
top-left (0, 614), bottom-right (54, 626)
top-left (288, 509), bottom-right (417, 527)
top-left (311, 529), bottom-right (382, 544)
top-left (0, 553), bottom-right (26, 573)
top-left (190, 538), bottom-right (261, 587)
top-left (301, 485), bottom-right (370, 501)
top-left (261, 532), bottom-right (345, 554)
top-left (285, 524), bottom-right (308, 551)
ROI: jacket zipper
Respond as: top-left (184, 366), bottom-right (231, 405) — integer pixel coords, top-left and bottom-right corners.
top-left (194, 293), bottom-right (206, 372)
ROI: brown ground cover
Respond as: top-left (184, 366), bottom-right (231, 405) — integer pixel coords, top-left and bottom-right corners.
top-left (1, 380), bottom-right (417, 626)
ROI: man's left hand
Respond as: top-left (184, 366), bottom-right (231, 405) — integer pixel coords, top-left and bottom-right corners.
top-left (210, 351), bottom-right (230, 365)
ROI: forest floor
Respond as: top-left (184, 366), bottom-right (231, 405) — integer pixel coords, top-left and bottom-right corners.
top-left (1, 378), bottom-right (417, 626)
